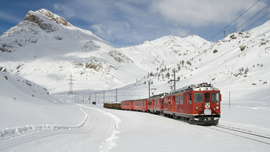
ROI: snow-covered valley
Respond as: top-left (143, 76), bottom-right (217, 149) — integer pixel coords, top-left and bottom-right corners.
top-left (1, 9), bottom-right (270, 151)
top-left (1, 104), bottom-right (270, 152)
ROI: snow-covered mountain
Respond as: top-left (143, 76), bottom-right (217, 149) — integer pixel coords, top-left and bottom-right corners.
top-left (126, 20), bottom-right (270, 106)
top-left (0, 9), bottom-right (212, 93)
top-left (0, 8), bottom-right (269, 101)
top-left (0, 9), bottom-right (145, 93)
top-left (118, 35), bottom-right (212, 72)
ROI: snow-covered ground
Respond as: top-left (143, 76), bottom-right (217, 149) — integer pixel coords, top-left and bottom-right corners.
top-left (0, 71), bottom-right (270, 151)
top-left (1, 8), bottom-right (270, 152)
top-left (1, 69), bottom-right (270, 151)
top-left (1, 103), bottom-right (270, 152)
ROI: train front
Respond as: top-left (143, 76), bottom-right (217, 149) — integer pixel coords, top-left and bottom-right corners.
top-left (189, 83), bottom-right (221, 125)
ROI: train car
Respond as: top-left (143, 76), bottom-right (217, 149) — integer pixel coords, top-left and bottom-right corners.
top-left (148, 93), bottom-right (166, 114)
top-left (147, 98), bottom-right (154, 113)
top-left (112, 103), bottom-right (121, 109)
top-left (121, 100), bottom-right (134, 110)
top-left (163, 82), bottom-right (221, 125)
top-left (133, 99), bottom-right (147, 112)
top-left (103, 102), bottom-right (121, 109)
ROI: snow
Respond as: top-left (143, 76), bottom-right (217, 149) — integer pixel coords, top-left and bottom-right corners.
top-left (1, 101), bottom-right (270, 151)
top-left (0, 9), bottom-right (270, 151)
top-left (0, 72), bottom-right (270, 151)
top-left (0, 108), bottom-right (87, 141)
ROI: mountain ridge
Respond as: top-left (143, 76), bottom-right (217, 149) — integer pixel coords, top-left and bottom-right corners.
top-left (1, 9), bottom-right (269, 96)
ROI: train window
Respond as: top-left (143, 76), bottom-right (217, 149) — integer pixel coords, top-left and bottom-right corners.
top-left (212, 93), bottom-right (219, 102)
top-left (194, 93), bottom-right (203, 103)
top-left (205, 93), bottom-right (210, 102)
top-left (176, 96), bottom-right (179, 104)
top-left (180, 95), bottom-right (183, 105)
top-left (189, 94), bottom-right (192, 104)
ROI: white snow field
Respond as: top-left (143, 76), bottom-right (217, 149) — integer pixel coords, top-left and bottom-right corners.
top-left (1, 103), bottom-right (270, 152)
top-left (1, 9), bottom-right (270, 151)
top-left (1, 70), bottom-right (270, 151)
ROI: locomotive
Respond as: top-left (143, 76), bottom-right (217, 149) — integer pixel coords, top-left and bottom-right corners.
top-left (104, 82), bottom-right (221, 125)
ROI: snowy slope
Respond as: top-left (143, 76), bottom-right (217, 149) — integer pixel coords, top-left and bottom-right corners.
top-left (0, 71), bottom-right (86, 133)
top-left (0, 9), bottom-right (216, 94)
top-left (118, 35), bottom-right (212, 72)
top-left (0, 9), bottom-right (145, 93)
top-left (118, 20), bottom-right (270, 107)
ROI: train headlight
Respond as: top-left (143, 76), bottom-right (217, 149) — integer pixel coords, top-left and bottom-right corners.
top-left (195, 106), bottom-right (198, 110)
top-left (216, 106), bottom-right (219, 109)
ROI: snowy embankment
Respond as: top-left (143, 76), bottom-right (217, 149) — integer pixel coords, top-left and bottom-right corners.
top-left (0, 108), bottom-right (88, 141)
top-left (0, 72), bottom-right (88, 140)
top-left (0, 104), bottom-right (122, 152)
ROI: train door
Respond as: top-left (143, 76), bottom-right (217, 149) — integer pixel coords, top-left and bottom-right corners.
top-left (163, 97), bottom-right (168, 112)
top-left (204, 92), bottom-right (211, 108)
top-left (175, 95), bottom-right (179, 112)
top-left (204, 92), bottom-right (211, 115)
top-left (172, 96), bottom-right (176, 112)
top-left (160, 98), bottom-right (164, 111)
top-left (169, 96), bottom-right (173, 112)
top-left (168, 97), bottom-right (171, 112)
top-left (179, 94), bottom-right (184, 113)
top-left (184, 91), bottom-right (193, 114)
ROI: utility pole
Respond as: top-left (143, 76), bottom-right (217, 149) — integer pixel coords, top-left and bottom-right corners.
top-left (88, 93), bottom-right (91, 104)
top-left (240, 15), bottom-right (243, 32)
top-left (67, 73), bottom-right (74, 95)
top-left (103, 91), bottom-right (105, 103)
top-left (173, 70), bottom-right (176, 90)
top-left (116, 89), bottom-right (118, 102)
top-left (170, 70), bottom-right (176, 90)
top-left (148, 81), bottom-right (150, 98)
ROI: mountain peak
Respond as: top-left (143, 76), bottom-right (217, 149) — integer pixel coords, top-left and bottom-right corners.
top-left (23, 9), bottom-right (72, 28)
top-left (37, 9), bottom-right (72, 27)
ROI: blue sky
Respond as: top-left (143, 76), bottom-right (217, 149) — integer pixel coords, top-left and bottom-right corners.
top-left (0, 0), bottom-right (269, 47)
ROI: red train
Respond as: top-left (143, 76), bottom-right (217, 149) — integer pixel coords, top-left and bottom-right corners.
top-left (105, 82), bottom-right (221, 125)
top-left (121, 99), bottom-right (147, 111)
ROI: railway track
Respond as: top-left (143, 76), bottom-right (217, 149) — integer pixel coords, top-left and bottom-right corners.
top-left (210, 124), bottom-right (270, 145)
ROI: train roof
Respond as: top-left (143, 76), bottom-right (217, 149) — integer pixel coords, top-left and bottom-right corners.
top-left (167, 82), bottom-right (220, 95)
top-left (121, 98), bottom-right (147, 102)
top-left (148, 93), bottom-right (167, 99)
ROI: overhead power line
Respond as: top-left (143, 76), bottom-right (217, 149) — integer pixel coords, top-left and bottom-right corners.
top-left (232, 1), bottom-right (270, 33)
top-left (208, 0), bottom-right (261, 41)
top-left (185, 0), bottom-right (263, 61)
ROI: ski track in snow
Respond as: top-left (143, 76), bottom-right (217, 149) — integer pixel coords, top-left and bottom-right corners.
top-left (0, 105), bottom-right (121, 152)
top-left (0, 107), bottom-right (88, 141)
top-left (78, 104), bottom-right (121, 152)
